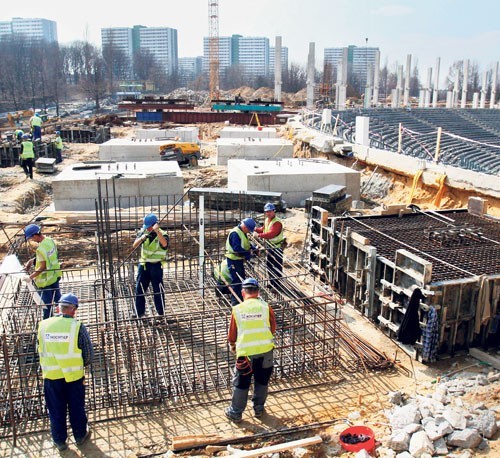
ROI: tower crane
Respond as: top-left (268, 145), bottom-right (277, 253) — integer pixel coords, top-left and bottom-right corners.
top-left (208, 0), bottom-right (220, 100)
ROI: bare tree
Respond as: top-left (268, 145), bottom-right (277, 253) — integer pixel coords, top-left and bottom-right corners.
top-left (283, 63), bottom-right (306, 93)
top-left (80, 42), bottom-right (107, 110)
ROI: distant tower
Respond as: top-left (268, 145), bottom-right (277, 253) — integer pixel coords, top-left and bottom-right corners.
top-left (480, 71), bottom-right (487, 108)
top-left (433, 57), bottom-right (440, 108)
top-left (372, 50), bottom-right (380, 107)
top-left (491, 62), bottom-right (498, 109)
top-left (274, 36), bottom-right (282, 102)
top-left (403, 54), bottom-right (411, 107)
top-left (461, 59), bottom-right (469, 108)
top-left (208, 0), bottom-right (220, 100)
top-left (306, 42), bottom-right (315, 109)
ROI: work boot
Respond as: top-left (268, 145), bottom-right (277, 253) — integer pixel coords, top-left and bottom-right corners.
top-left (53, 441), bottom-right (68, 451)
top-left (75, 429), bottom-right (91, 446)
top-left (224, 407), bottom-right (242, 423)
top-left (254, 407), bottom-right (265, 418)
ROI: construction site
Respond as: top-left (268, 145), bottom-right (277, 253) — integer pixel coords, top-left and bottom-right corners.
top-left (0, 2), bottom-right (499, 458)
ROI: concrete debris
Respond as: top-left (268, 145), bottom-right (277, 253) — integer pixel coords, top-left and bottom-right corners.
top-left (408, 430), bottom-right (435, 457)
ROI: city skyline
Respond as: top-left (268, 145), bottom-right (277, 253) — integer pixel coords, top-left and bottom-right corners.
top-left (2, 0), bottom-right (499, 80)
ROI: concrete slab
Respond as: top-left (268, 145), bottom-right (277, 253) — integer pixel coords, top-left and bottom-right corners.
top-left (53, 161), bottom-right (183, 211)
top-left (219, 126), bottom-right (277, 139)
top-left (134, 127), bottom-right (199, 142)
top-left (99, 138), bottom-right (175, 162)
top-left (216, 138), bottom-right (293, 166)
top-left (227, 159), bottom-right (360, 207)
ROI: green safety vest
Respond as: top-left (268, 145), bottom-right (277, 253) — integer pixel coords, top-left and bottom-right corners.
top-left (31, 116), bottom-right (42, 127)
top-left (140, 229), bottom-right (168, 265)
top-left (233, 298), bottom-right (274, 358)
top-left (214, 258), bottom-right (231, 284)
top-left (20, 141), bottom-right (34, 159)
top-left (264, 216), bottom-right (284, 247)
top-left (15, 129), bottom-right (23, 138)
top-left (38, 317), bottom-right (84, 382)
top-left (225, 227), bottom-right (250, 260)
top-left (55, 136), bottom-right (63, 149)
top-left (35, 237), bottom-right (61, 288)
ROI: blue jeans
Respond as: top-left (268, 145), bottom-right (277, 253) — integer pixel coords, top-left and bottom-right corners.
top-left (44, 377), bottom-right (87, 444)
top-left (33, 125), bottom-right (42, 141)
top-left (135, 263), bottom-right (165, 316)
top-left (56, 148), bottom-right (62, 163)
top-left (226, 258), bottom-right (246, 306)
top-left (39, 279), bottom-right (61, 320)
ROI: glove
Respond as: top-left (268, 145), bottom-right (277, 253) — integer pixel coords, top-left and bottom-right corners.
top-left (21, 274), bottom-right (31, 283)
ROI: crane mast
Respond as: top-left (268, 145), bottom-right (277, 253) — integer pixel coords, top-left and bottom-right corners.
top-left (208, 0), bottom-right (220, 100)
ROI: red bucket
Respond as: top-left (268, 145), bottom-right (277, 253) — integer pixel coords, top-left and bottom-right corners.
top-left (339, 425), bottom-right (375, 453)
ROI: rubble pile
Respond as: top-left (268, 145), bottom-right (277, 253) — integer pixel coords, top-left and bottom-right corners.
top-left (381, 369), bottom-right (499, 457)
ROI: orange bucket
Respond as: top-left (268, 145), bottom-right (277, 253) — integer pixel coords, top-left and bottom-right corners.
top-left (339, 425), bottom-right (375, 453)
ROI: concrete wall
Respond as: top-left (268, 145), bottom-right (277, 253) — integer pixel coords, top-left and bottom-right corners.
top-left (53, 161), bottom-right (183, 211)
top-left (227, 159), bottom-right (360, 207)
top-left (216, 138), bottom-right (293, 166)
top-left (219, 126), bottom-right (277, 139)
top-left (135, 127), bottom-right (199, 142)
top-left (352, 144), bottom-right (500, 199)
top-left (99, 138), bottom-right (170, 162)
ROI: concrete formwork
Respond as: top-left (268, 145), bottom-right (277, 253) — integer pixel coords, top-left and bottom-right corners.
top-left (135, 127), bottom-right (199, 142)
top-left (99, 138), bottom-right (169, 162)
top-left (219, 126), bottom-right (278, 139)
top-left (216, 138), bottom-right (293, 166)
top-left (227, 159), bottom-right (360, 207)
top-left (52, 161), bottom-right (183, 211)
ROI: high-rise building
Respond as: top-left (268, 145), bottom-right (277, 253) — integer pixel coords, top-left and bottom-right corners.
top-left (101, 28), bottom-right (134, 79)
top-left (202, 36), bottom-right (233, 75)
top-left (269, 46), bottom-right (289, 77)
top-left (178, 57), bottom-right (203, 86)
top-left (134, 26), bottom-right (178, 75)
top-left (238, 36), bottom-right (269, 81)
top-left (324, 45), bottom-right (379, 91)
top-left (0, 17), bottom-right (57, 42)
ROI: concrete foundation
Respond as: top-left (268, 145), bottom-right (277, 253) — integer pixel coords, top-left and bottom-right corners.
top-left (219, 126), bottom-right (278, 139)
top-left (135, 127), bottom-right (199, 142)
top-left (99, 138), bottom-right (174, 162)
top-left (216, 138), bottom-right (293, 166)
top-left (53, 161), bottom-right (183, 211)
top-left (227, 159), bottom-right (360, 207)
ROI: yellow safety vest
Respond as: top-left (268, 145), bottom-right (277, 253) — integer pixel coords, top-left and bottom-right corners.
top-left (35, 237), bottom-right (61, 288)
top-left (264, 216), bottom-right (284, 247)
top-left (139, 229), bottom-right (168, 265)
top-left (225, 227), bottom-right (250, 260)
top-left (31, 116), bottom-right (42, 127)
top-left (55, 136), bottom-right (63, 149)
top-left (38, 317), bottom-right (84, 382)
top-left (214, 258), bottom-right (231, 284)
top-left (21, 141), bottom-right (34, 159)
top-left (233, 298), bottom-right (274, 358)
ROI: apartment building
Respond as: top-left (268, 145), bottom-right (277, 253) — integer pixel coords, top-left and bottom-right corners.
top-left (0, 17), bottom-right (57, 42)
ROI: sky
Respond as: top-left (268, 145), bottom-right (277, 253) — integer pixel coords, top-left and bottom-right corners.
top-left (3, 0), bottom-right (500, 81)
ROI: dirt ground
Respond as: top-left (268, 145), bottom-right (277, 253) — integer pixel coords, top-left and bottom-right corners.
top-left (0, 125), bottom-right (499, 457)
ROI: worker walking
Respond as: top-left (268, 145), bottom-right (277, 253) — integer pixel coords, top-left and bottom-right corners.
top-left (54, 131), bottom-right (63, 163)
top-left (38, 293), bottom-right (93, 451)
top-left (23, 224), bottom-right (61, 319)
top-left (225, 218), bottom-right (257, 306)
top-left (30, 113), bottom-right (42, 141)
top-left (225, 278), bottom-right (276, 423)
top-left (132, 213), bottom-right (169, 318)
top-left (20, 134), bottom-right (35, 179)
top-left (255, 203), bottom-right (285, 290)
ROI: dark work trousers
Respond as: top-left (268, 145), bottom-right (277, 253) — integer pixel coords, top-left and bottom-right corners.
top-left (44, 377), bottom-right (87, 444)
top-left (21, 158), bottom-right (34, 179)
top-left (38, 279), bottom-right (62, 320)
top-left (229, 350), bottom-right (274, 416)
top-left (33, 125), bottom-right (42, 141)
top-left (135, 262), bottom-right (165, 316)
top-left (56, 148), bottom-right (63, 163)
top-left (227, 258), bottom-right (246, 306)
top-left (266, 247), bottom-right (283, 288)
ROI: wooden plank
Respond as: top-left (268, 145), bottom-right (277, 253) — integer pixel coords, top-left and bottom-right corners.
top-left (232, 435), bottom-right (323, 457)
top-left (469, 348), bottom-right (500, 370)
top-left (171, 434), bottom-right (226, 450)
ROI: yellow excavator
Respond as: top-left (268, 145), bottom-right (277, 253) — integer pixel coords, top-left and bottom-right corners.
top-left (159, 142), bottom-right (201, 166)
top-left (6, 109), bottom-right (34, 128)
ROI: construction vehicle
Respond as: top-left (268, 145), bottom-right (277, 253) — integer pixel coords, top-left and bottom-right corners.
top-left (159, 142), bottom-right (201, 166)
top-left (6, 109), bottom-right (34, 128)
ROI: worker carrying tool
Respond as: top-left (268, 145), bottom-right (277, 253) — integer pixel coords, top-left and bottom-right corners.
top-left (255, 203), bottom-right (285, 290)
top-left (225, 278), bottom-right (276, 423)
top-left (132, 213), bottom-right (169, 318)
top-left (20, 134), bottom-right (35, 179)
top-left (23, 224), bottom-right (62, 319)
top-left (224, 218), bottom-right (258, 306)
top-left (38, 293), bottom-right (93, 451)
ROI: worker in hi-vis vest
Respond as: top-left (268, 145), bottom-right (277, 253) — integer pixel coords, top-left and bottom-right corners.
top-left (255, 202), bottom-right (285, 289)
top-left (20, 134), bottom-right (35, 179)
top-left (225, 278), bottom-right (276, 423)
top-left (132, 213), bottom-right (169, 318)
top-left (23, 224), bottom-right (62, 319)
top-left (37, 293), bottom-right (93, 451)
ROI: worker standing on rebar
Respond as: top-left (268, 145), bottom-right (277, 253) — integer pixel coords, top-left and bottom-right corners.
top-left (38, 293), bottom-right (93, 451)
top-left (30, 112), bottom-right (42, 141)
top-left (225, 278), bottom-right (276, 423)
top-left (20, 134), bottom-right (35, 179)
top-left (132, 213), bottom-right (169, 318)
top-left (23, 224), bottom-right (62, 319)
top-left (214, 258), bottom-right (232, 296)
top-left (255, 203), bottom-right (285, 289)
top-left (225, 218), bottom-right (257, 306)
